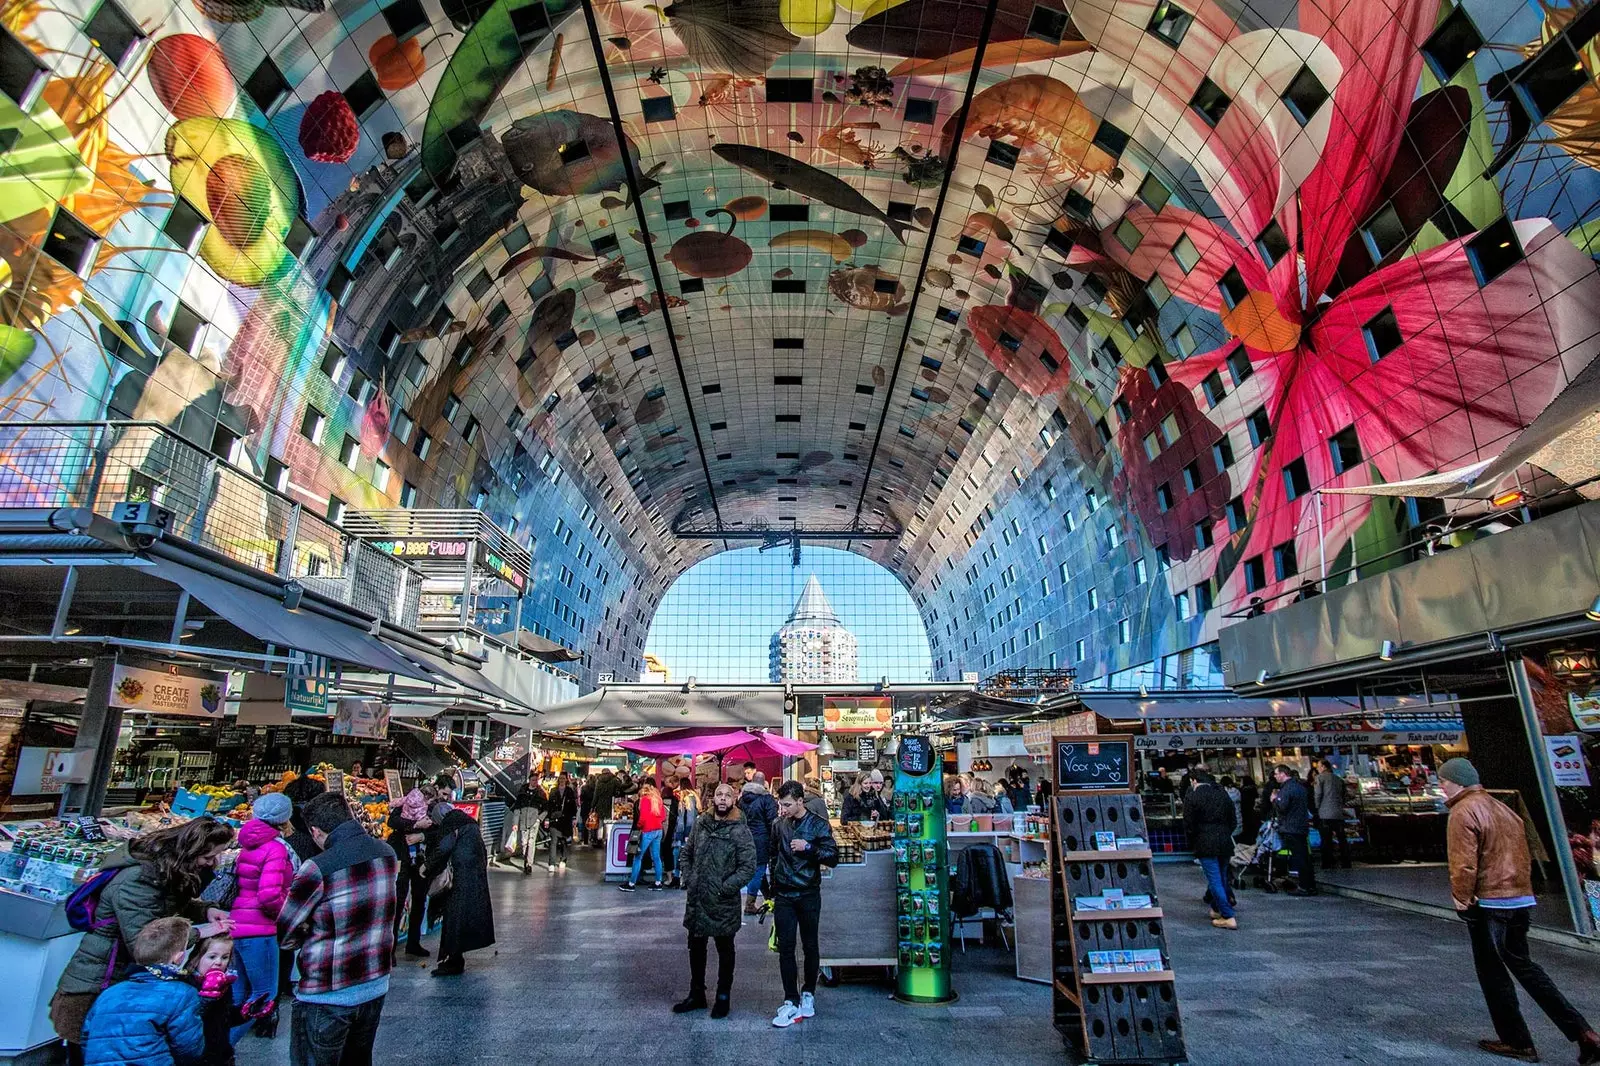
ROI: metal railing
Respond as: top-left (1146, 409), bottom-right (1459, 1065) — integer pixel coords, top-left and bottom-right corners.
top-left (0, 420), bottom-right (422, 627)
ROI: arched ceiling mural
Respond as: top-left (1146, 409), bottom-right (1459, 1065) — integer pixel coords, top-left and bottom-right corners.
top-left (4, 0), bottom-right (1600, 685)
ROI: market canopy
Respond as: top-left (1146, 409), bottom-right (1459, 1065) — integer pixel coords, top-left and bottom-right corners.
top-left (519, 686), bottom-right (790, 731)
top-left (617, 727), bottom-right (815, 758)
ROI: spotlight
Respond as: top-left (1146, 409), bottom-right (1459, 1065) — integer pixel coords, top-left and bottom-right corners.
top-left (1138, 684), bottom-right (1149, 698)
top-left (883, 734), bottom-right (900, 758)
top-left (1587, 594), bottom-right (1600, 622)
top-left (282, 583), bottom-right (304, 611)
top-left (817, 734), bottom-right (835, 757)
top-left (1254, 669), bottom-right (1270, 686)
top-left (1379, 640), bottom-right (1395, 661)
top-left (369, 617), bottom-right (384, 636)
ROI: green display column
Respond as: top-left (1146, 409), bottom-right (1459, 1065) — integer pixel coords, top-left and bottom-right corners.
top-left (892, 735), bottom-right (956, 1004)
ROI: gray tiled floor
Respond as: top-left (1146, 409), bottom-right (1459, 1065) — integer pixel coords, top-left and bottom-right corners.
top-left (235, 851), bottom-right (1600, 1065)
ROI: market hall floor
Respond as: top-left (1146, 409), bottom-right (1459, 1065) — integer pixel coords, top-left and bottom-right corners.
top-left (234, 854), bottom-right (1600, 1066)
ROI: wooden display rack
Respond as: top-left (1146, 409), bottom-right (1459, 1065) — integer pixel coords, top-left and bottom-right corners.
top-left (1049, 736), bottom-right (1187, 1065)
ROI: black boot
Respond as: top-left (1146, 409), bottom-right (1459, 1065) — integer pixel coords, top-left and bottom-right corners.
top-left (710, 994), bottom-right (731, 1019)
top-left (672, 990), bottom-right (708, 1014)
top-left (431, 955), bottom-right (465, 977)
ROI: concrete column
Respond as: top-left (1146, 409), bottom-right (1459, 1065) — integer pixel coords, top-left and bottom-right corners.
top-left (62, 656), bottom-right (121, 816)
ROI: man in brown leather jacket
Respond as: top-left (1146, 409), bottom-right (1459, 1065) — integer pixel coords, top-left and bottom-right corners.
top-left (1442, 758), bottom-right (1600, 1063)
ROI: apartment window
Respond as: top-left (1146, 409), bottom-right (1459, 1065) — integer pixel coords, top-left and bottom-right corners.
top-left (1281, 64), bottom-right (1330, 126)
top-left (463, 417), bottom-right (480, 445)
top-left (0, 25), bottom-right (47, 106)
top-left (1225, 495), bottom-right (1247, 533)
top-left (1256, 220), bottom-right (1290, 268)
top-left (1063, 510), bottom-right (1077, 533)
top-left (391, 409), bottom-right (414, 444)
top-left (1037, 535), bottom-right (1049, 555)
top-left (327, 496), bottom-right (345, 525)
top-left (163, 198), bottom-right (206, 252)
top-left (243, 55), bottom-right (290, 112)
top-left (1273, 539), bottom-right (1299, 581)
top-left (1246, 406), bottom-right (1272, 448)
top-left (1075, 638), bottom-right (1086, 661)
top-left (1465, 216), bottom-right (1525, 288)
top-left (1143, 432), bottom-right (1161, 461)
top-left (1135, 558), bottom-right (1149, 585)
top-left (44, 209), bottom-right (100, 277)
top-left (339, 435), bottom-right (359, 469)
top-left (1194, 520), bottom-right (1214, 550)
top-left (373, 459), bottom-right (391, 492)
top-left (1156, 483), bottom-right (1174, 512)
top-left (1201, 369), bottom-right (1226, 408)
top-left (1106, 524), bottom-right (1121, 549)
top-left (413, 430), bottom-right (432, 460)
top-left (1194, 580), bottom-right (1214, 612)
top-left (1118, 618), bottom-right (1132, 644)
top-left (346, 370), bottom-right (370, 403)
top-left (1137, 172), bottom-right (1172, 212)
top-left (1158, 412), bottom-right (1181, 446)
top-left (1171, 233), bottom-right (1200, 274)
top-left (1189, 76), bottom-right (1230, 126)
top-left (443, 393), bottom-right (462, 421)
top-left (1282, 456), bottom-right (1310, 500)
top-left (1212, 434), bottom-right (1235, 470)
top-left (1176, 592), bottom-right (1190, 620)
top-left (1182, 461), bottom-right (1201, 493)
top-left (1146, 0), bottom-right (1192, 46)
top-left (1240, 555), bottom-right (1265, 593)
top-left (1059, 560), bottom-right (1071, 584)
top-left (1087, 587), bottom-right (1099, 610)
top-left (264, 457), bottom-right (289, 493)
top-left (1329, 425), bottom-right (1362, 475)
top-left (300, 407), bottom-right (326, 445)
top-left (166, 301), bottom-right (205, 353)
top-left (1040, 576), bottom-right (1052, 597)
top-left (1422, 5), bottom-right (1483, 81)
top-left (1360, 203), bottom-right (1407, 265)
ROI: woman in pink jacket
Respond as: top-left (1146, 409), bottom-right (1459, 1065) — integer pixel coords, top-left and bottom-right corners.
top-left (226, 792), bottom-right (296, 1044)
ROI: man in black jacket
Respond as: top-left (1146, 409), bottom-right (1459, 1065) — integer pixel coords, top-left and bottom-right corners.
top-left (1272, 764), bottom-right (1316, 896)
top-left (1183, 770), bottom-right (1240, 928)
top-left (768, 780), bottom-right (838, 1028)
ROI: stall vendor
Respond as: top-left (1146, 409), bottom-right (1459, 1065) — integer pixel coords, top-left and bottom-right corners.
top-left (841, 770), bottom-right (892, 823)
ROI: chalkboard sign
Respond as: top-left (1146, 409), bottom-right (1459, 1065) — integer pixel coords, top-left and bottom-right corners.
top-left (897, 735), bottom-right (934, 777)
top-left (1055, 738), bottom-right (1132, 791)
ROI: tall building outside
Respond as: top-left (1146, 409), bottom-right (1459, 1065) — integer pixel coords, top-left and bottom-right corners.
top-left (770, 576), bottom-right (859, 684)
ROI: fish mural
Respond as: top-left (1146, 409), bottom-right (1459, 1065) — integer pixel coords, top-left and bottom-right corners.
top-left (711, 143), bottom-right (915, 243)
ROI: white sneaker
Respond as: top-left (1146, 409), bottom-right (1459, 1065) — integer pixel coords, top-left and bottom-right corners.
top-left (771, 1001), bottom-right (802, 1028)
top-left (798, 991), bottom-right (815, 1018)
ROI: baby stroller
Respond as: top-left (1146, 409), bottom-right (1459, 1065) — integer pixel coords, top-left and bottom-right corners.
top-left (1230, 818), bottom-right (1285, 892)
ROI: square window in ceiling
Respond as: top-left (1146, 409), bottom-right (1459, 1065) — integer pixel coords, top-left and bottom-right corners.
top-left (920, 355), bottom-right (942, 370)
top-left (1216, 265), bottom-right (1248, 309)
top-left (772, 279), bottom-right (806, 293)
top-left (1065, 305), bottom-right (1089, 331)
top-left (168, 300), bottom-right (204, 352)
top-left (887, 200), bottom-right (915, 222)
top-left (1028, 3), bottom-right (1070, 43)
top-left (998, 330), bottom-right (1021, 352)
top-left (849, 420), bottom-right (867, 430)
top-left (591, 233), bottom-right (619, 257)
top-left (856, 384), bottom-right (874, 394)
top-left (664, 199), bottom-right (692, 220)
top-left (1045, 226), bottom-right (1074, 257)
top-left (1515, 36), bottom-right (1588, 120)
top-left (502, 225), bottom-right (532, 255)
top-left (775, 374), bottom-right (802, 384)
top-left (770, 203), bottom-right (810, 222)
top-left (1081, 274), bottom-right (1108, 304)
top-left (640, 95), bottom-right (676, 123)
top-left (702, 383), bottom-right (721, 394)
top-left (1063, 189), bottom-right (1095, 222)
top-left (1255, 219), bottom-right (1290, 267)
top-left (510, 1), bottom-right (552, 43)
top-left (1091, 120), bottom-right (1129, 158)
top-left (1147, 0), bottom-right (1193, 45)
top-left (717, 452), bottom-right (732, 460)
top-left (644, 386), bottom-right (666, 401)
top-left (935, 306), bottom-right (960, 325)
top-left (873, 276), bottom-right (899, 293)
top-left (958, 418), bottom-right (976, 434)
top-left (326, 263), bottom-right (355, 302)
top-left (1189, 76), bottom-right (1231, 126)
top-left (1281, 64), bottom-right (1330, 126)
top-left (163, 197), bottom-right (206, 252)
top-left (1422, 5), bottom-right (1483, 81)
top-left (577, 372), bottom-right (599, 393)
top-left (631, 344), bottom-right (653, 360)
top-left (1465, 216), bottom-right (1524, 287)
top-left (85, 0), bottom-right (143, 67)
top-left (1039, 351), bottom-right (1060, 372)
top-left (466, 268), bottom-right (493, 300)
top-left (0, 30), bottom-right (44, 106)
top-left (1226, 345), bottom-right (1253, 385)
top-left (381, 0), bottom-right (428, 39)
top-left (1360, 202), bottom-right (1406, 264)
top-left (1137, 172), bottom-right (1171, 213)
top-left (1329, 425), bottom-right (1362, 473)
top-left (777, 451), bottom-right (799, 459)
top-left (1273, 540), bottom-right (1299, 581)
top-left (905, 97), bottom-right (937, 124)
top-left (679, 277), bottom-right (704, 294)
top-left (710, 420), bottom-right (727, 430)
top-left (1171, 232), bottom-right (1201, 273)
top-left (766, 77), bottom-right (813, 103)
top-left (616, 304), bottom-right (642, 324)
top-left (1362, 305), bottom-right (1402, 362)
top-left (956, 234), bottom-right (986, 256)
top-left (1172, 324), bottom-right (1196, 356)
top-left (343, 70), bottom-right (384, 121)
top-left (244, 56), bottom-right (290, 113)
top-left (1283, 456), bottom-right (1310, 500)
top-left (911, 386), bottom-right (931, 400)
top-left (557, 139), bottom-right (590, 164)
top-left (985, 139), bottom-right (1020, 168)
top-left (776, 413), bottom-right (800, 423)
top-left (774, 337), bottom-right (804, 348)
top-left (1146, 274), bottom-right (1172, 308)
top-left (487, 299), bottom-right (510, 327)
top-left (1113, 217), bottom-right (1143, 252)
top-left (285, 215), bottom-right (315, 259)
top-left (43, 208), bottom-right (99, 276)
top-left (898, 425), bottom-right (916, 438)
top-left (1243, 555), bottom-right (1266, 592)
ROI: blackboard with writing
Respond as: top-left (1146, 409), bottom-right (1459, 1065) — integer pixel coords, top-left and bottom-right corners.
top-left (1055, 738), bottom-right (1132, 791)
top-left (897, 735), bottom-right (934, 777)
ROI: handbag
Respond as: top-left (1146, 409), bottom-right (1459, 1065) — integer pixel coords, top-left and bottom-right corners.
top-left (585, 812), bottom-right (599, 831)
top-left (199, 860), bottom-right (239, 909)
top-left (427, 832), bottom-right (457, 897)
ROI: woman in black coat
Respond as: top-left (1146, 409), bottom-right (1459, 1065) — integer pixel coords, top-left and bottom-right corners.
top-left (423, 809), bottom-right (496, 976)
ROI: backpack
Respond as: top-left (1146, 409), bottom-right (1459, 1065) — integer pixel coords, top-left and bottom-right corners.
top-left (64, 867), bottom-right (125, 989)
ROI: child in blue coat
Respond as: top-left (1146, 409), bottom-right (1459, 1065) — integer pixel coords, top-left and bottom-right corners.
top-left (82, 916), bottom-right (205, 1066)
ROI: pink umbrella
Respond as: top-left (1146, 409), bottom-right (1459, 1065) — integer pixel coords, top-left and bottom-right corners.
top-left (616, 726), bottom-right (816, 758)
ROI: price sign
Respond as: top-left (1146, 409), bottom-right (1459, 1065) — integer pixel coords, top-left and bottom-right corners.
top-left (857, 736), bottom-right (878, 766)
top-left (896, 735), bottom-right (933, 777)
top-left (326, 769), bottom-right (345, 796)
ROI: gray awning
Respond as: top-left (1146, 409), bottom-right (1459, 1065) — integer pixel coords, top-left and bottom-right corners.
top-left (139, 555), bottom-right (432, 681)
top-left (522, 686), bottom-right (788, 730)
top-left (1080, 695), bottom-right (1362, 719)
top-left (394, 643), bottom-right (525, 706)
top-left (515, 631), bottom-right (582, 663)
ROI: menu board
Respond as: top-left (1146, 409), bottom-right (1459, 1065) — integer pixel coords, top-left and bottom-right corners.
top-left (897, 735), bottom-right (934, 777)
top-left (1055, 738), bottom-right (1132, 791)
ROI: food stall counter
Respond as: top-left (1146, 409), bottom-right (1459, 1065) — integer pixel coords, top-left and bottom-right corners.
top-left (0, 891), bottom-right (82, 1058)
top-left (819, 848), bottom-right (896, 968)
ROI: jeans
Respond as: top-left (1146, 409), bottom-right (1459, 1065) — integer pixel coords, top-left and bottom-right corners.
top-left (1317, 816), bottom-right (1350, 868)
top-left (774, 892), bottom-right (822, 1003)
top-left (746, 862), bottom-right (768, 899)
top-left (688, 933), bottom-right (736, 998)
top-left (630, 829), bottom-right (663, 884)
top-left (1198, 857), bottom-right (1234, 919)
top-left (394, 862), bottom-right (429, 947)
top-left (1281, 831), bottom-right (1316, 891)
top-left (230, 934), bottom-right (279, 1043)
top-left (1465, 906), bottom-right (1591, 1048)
top-left (290, 995), bottom-right (385, 1066)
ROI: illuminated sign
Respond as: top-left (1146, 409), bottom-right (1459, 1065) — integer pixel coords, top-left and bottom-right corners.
top-left (371, 538), bottom-right (470, 559)
top-left (481, 549), bottom-right (526, 590)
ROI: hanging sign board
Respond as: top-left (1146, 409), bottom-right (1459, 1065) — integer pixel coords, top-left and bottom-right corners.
top-left (857, 736), bottom-right (878, 766)
top-left (896, 735), bottom-right (934, 777)
top-left (1055, 738), bottom-right (1132, 791)
top-left (111, 661), bottom-right (225, 719)
top-left (285, 652), bottom-right (330, 715)
top-left (1545, 735), bottom-right (1591, 786)
top-left (824, 697), bottom-right (893, 733)
top-left (333, 699), bottom-right (390, 739)
top-left (326, 769), bottom-right (345, 796)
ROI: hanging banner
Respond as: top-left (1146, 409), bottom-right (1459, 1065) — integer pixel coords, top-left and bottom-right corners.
top-left (286, 652), bottom-right (330, 714)
top-left (824, 697), bottom-right (893, 733)
top-left (111, 662), bottom-right (225, 719)
top-left (333, 699), bottom-right (390, 739)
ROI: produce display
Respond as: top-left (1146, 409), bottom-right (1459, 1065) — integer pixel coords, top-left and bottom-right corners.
top-left (0, 817), bottom-right (136, 902)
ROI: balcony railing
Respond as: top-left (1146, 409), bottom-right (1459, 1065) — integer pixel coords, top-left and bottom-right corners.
top-left (0, 420), bottom-right (422, 627)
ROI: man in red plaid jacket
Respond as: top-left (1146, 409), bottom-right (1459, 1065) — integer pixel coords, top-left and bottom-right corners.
top-left (278, 792), bottom-right (398, 1066)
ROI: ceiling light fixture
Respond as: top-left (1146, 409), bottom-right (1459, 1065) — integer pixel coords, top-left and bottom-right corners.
top-left (1379, 640), bottom-right (1395, 661)
top-left (1254, 669), bottom-right (1270, 686)
top-left (1587, 594), bottom-right (1600, 622)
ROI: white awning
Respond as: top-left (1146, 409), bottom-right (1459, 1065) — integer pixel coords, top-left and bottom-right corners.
top-left (1318, 460), bottom-right (1493, 498)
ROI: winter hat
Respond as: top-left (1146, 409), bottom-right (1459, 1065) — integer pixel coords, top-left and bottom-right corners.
top-left (864, 770), bottom-right (885, 785)
top-left (1438, 758), bottom-right (1480, 788)
top-left (253, 792), bottom-right (294, 826)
